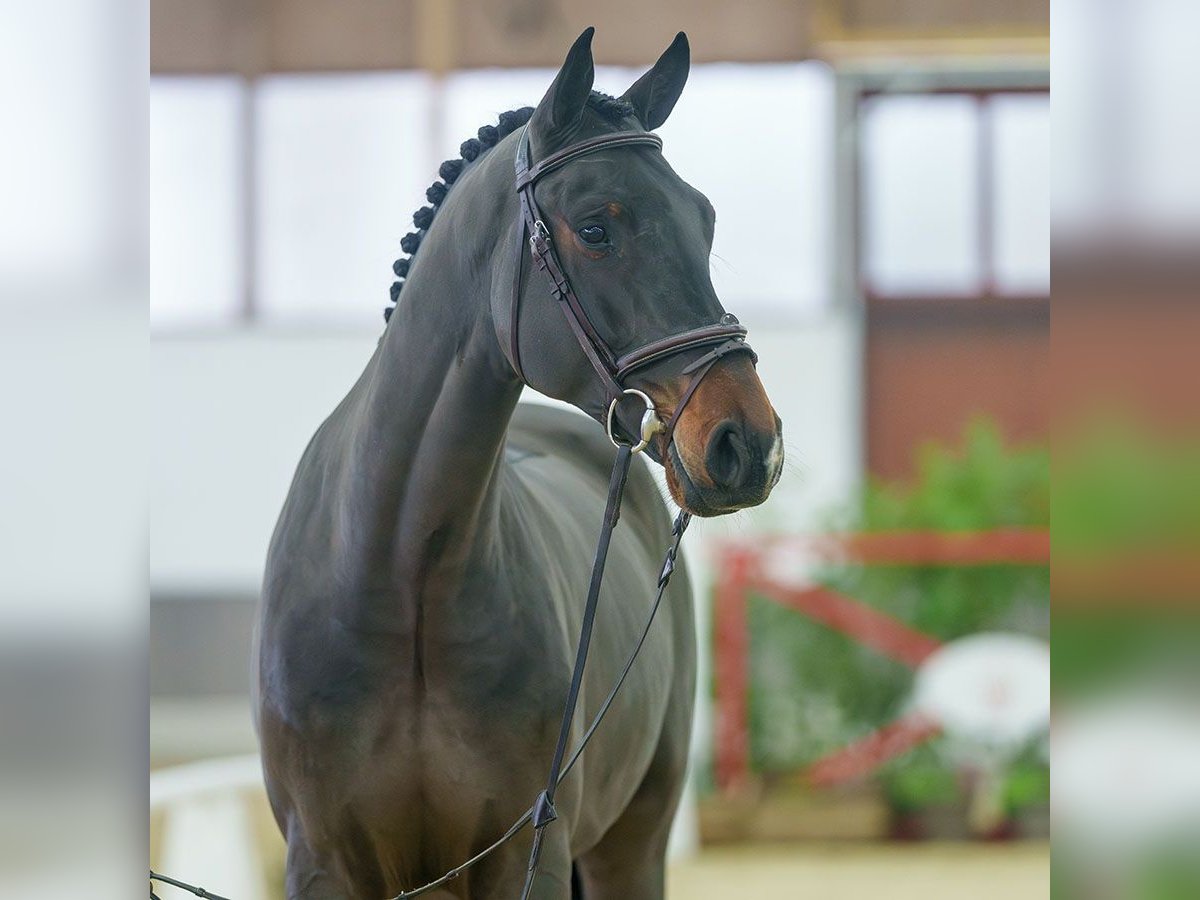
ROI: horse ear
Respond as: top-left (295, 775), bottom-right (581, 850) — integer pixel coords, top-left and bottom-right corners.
top-left (621, 32), bottom-right (690, 130)
top-left (529, 27), bottom-right (596, 151)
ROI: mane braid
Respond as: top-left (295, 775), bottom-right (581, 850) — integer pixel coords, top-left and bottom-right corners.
top-left (383, 91), bottom-right (637, 323)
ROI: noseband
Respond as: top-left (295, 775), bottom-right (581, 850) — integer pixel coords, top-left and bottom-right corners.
top-left (509, 125), bottom-right (756, 452)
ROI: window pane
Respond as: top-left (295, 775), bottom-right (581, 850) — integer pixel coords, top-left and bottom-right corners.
top-left (660, 63), bottom-right (834, 319)
top-left (862, 94), bottom-right (981, 295)
top-left (991, 94), bottom-right (1050, 293)
top-left (150, 78), bottom-right (244, 328)
top-left (256, 73), bottom-right (433, 325)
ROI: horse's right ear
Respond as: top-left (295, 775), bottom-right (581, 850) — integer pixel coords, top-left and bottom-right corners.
top-left (529, 27), bottom-right (596, 153)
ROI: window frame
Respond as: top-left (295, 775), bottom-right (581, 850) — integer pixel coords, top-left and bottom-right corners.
top-left (847, 68), bottom-right (1050, 310)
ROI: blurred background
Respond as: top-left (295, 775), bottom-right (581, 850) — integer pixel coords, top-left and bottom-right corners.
top-left (146, 1), bottom-right (1053, 897)
top-left (18, 1), bottom-right (1200, 898)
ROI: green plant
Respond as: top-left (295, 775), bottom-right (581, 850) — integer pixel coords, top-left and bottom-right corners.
top-left (883, 748), bottom-right (965, 812)
top-left (1053, 423), bottom-right (1200, 699)
top-left (738, 419), bottom-right (1050, 776)
top-left (1003, 762), bottom-right (1050, 813)
top-left (856, 418), bottom-right (1050, 533)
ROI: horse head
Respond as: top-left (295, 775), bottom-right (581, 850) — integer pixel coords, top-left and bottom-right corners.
top-left (504, 29), bottom-right (783, 516)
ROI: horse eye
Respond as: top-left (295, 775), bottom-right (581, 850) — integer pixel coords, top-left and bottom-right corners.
top-left (577, 225), bottom-right (608, 245)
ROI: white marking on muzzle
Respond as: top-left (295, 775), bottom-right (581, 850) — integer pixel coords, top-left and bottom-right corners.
top-left (765, 433), bottom-right (785, 487)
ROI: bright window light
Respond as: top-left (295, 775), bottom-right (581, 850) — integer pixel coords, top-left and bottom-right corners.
top-left (661, 63), bottom-right (834, 320)
top-left (150, 77), bottom-right (245, 327)
top-left (991, 94), bottom-right (1050, 293)
top-left (255, 72), bottom-right (433, 325)
top-left (862, 94), bottom-right (981, 296)
top-left (440, 67), bottom-right (557, 162)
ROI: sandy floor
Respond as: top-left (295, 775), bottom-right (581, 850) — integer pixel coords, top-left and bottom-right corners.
top-left (668, 842), bottom-right (1050, 900)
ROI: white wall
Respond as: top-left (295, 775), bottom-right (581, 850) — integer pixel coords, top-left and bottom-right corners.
top-left (151, 315), bottom-right (860, 595)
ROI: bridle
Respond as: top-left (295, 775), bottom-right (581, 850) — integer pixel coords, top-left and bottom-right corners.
top-left (508, 125), bottom-right (756, 453)
top-left (149, 125), bottom-right (760, 900)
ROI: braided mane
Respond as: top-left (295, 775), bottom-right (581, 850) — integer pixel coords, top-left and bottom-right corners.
top-left (384, 92), bottom-right (637, 323)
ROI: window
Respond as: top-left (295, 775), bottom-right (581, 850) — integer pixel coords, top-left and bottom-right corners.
top-left (862, 94), bottom-right (981, 296)
top-left (448, 63), bottom-right (836, 322)
top-left (441, 67), bottom-right (557, 161)
top-left (992, 94), bottom-right (1050, 292)
top-left (150, 78), bottom-right (245, 327)
top-left (255, 73), bottom-right (432, 325)
top-left (150, 63), bottom-right (837, 329)
top-left (860, 89), bottom-right (1050, 299)
top-left (661, 63), bottom-right (834, 319)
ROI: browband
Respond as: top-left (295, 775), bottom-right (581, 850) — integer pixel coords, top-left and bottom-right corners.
top-left (516, 132), bottom-right (664, 189)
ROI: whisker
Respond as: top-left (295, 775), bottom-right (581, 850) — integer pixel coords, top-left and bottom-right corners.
top-left (709, 253), bottom-right (735, 277)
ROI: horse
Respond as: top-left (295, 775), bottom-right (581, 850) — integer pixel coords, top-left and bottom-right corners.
top-left (254, 28), bottom-right (783, 899)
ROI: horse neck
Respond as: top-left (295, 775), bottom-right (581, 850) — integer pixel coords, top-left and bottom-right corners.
top-left (343, 160), bottom-right (521, 605)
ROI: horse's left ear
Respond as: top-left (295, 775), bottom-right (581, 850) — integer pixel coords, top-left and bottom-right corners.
top-left (621, 32), bottom-right (690, 130)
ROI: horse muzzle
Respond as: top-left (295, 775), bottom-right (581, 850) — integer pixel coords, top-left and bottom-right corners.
top-left (665, 414), bottom-right (783, 516)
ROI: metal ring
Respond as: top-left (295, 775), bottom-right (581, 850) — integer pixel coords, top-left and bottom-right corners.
top-left (606, 388), bottom-right (663, 454)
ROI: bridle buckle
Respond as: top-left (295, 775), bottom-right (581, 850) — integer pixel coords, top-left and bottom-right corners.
top-left (529, 219), bottom-right (551, 253)
top-left (606, 388), bottom-right (663, 454)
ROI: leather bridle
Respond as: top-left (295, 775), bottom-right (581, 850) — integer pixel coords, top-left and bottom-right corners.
top-left (509, 125), bottom-right (756, 452)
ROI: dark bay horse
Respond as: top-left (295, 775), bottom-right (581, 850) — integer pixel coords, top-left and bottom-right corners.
top-left (255, 29), bottom-right (782, 899)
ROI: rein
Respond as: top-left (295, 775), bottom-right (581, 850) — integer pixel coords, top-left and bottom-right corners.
top-left (395, 494), bottom-right (690, 899)
top-left (150, 123), bottom-right (756, 900)
top-left (151, 451), bottom-right (689, 900)
top-left (475, 124), bottom-right (756, 900)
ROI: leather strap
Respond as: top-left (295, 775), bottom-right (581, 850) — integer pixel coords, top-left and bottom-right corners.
top-left (392, 505), bottom-right (692, 900)
top-left (520, 443), bottom-right (633, 899)
top-left (509, 215), bottom-right (529, 385)
top-left (516, 131), bottom-right (663, 190)
top-left (662, 352), bottom-right (724, 450)
top-left (614, 323), bottom-right (752, 380)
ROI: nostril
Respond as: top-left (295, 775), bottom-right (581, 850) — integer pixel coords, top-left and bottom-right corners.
top-left (705, 420), bottom-right (749, 491)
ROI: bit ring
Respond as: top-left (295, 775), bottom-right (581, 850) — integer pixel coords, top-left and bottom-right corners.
top-left (606, 389), bottom-right (663, 454)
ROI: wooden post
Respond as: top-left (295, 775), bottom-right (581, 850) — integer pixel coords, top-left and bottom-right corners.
top-left (713, 545), bottom-right (752, 794)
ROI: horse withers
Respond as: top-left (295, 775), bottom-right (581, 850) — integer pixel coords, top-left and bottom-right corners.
top-left (255, 28), bottom-right (783, 899)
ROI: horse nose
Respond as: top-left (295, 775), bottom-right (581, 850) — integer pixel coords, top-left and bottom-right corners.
top-left (705, 418), bottom-right (769, 495)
